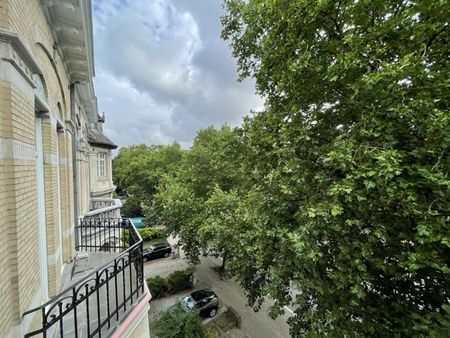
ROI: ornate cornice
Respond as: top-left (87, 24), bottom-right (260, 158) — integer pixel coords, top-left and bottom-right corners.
top-left (41, 0), bottom-right (94, 82)
top-left (0, 28), bottom-right (43, 87)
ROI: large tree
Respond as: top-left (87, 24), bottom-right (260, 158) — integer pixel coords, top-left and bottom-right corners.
top-left (154, 125), bottom-right (246, 266)
top-left (222, 0), bottom-right (450, 336)
top-left (113, 143), bottom-right (184, 201)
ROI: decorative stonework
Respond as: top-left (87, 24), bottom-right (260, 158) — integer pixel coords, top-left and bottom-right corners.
top-left (0, 28), bottom-right (42, 87)
top-left (43, 0), bottom-right (80, 10)
top-left (33, 74), bottom-right (47, 103)
top-left (41, 0), bottom-right (93, 83)
top-left (0, 138), bottom-right (36, 161)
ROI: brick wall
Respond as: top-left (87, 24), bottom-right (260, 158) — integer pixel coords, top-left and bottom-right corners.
top-left (59, 130), bottom-right (75, 261)
top-left (0, 0), bottom-right (9, 29)
top-left (0, 0), bottom-right (77, 335)
top-left (42, 118), bottom-right (63, 296)
top-left (0, 81), bottom-right (41, 335)
top-left (9, 0), bottom-right (71, 118)
top-left (0, 145), bottom-right (15, 335)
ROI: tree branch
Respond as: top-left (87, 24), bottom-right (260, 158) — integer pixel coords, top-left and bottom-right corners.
top-left (426, 23), bottom-right (449, 51)
top-left (393, 0), bottom-right (406, 17)
top-left (431, 149), bottom-right (445, 172)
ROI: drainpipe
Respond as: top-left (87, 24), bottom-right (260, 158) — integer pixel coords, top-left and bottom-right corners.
top-left (70, 82), bottom-right (79, 248)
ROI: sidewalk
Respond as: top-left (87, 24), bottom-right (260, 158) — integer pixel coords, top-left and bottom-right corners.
top-left (143, 237), bottom-right (291, 338)
top-left (147, 289), bottom-right (192, 320)
top-left (143, 235), bottom-right (191, 279)
top-left (196, 256), bottom-right (291, 338)
top-left (144, 255), bottom-right (191, 279)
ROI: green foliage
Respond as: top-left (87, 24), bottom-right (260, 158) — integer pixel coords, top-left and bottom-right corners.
top-left (166, 268), bottom-right (194, 293)
top-left (213, 310), bottom-right (238, 330)
top-left (121, 229), bottom-right (129, 246)
top-left (221, 0), bottom-right (450, 336)
top-left (151, 303), bottom-right (203, 338)
top-left (121, 195), bottom-right (143, 217)
top-left (153, 125), bottom-right (247, 265)
top-left (147, 267), bottom-right (195, 300)
top-left (202, 324), bottom-right (219, 338)
top-left (139, 227), bottom-right (167, 241)
top-left (113, 143), bottom-right (184, 205)
top-left (413, 304), bottom-right (450, 338)
top-left (114, 2), bottom-right (450, 335)
top-left (147, 276), bottom-right (167, 299)
top-left (122, 227), bottom-right (166, 244)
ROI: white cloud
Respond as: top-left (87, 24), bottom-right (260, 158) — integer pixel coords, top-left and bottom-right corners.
top-left (93, 0), bottom-right (263, 148)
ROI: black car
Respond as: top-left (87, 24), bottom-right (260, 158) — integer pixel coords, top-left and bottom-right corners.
top-left (180, 289), bottom-right (219, 318)
top-left (143, 243), bottom-right (172, 261)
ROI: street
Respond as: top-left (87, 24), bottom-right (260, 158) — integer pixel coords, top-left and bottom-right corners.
top-left (145, 254), bottom-right (291, 338)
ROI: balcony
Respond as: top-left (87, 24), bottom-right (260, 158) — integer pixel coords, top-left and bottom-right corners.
top-left (85, 198), bottom-right (122, 219)
top-left (22, 218), bottom-right (150, 337)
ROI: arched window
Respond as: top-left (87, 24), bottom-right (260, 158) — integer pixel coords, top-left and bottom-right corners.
top-left (56, 102), bottom-right (63, 123)
top-left (33, 74), bottom-right (49, 113)
top-left (33, 74), bottom-right (48, 100)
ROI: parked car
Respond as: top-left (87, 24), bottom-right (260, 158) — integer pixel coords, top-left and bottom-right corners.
top-left (143, 243), bottom-right (172, 261)
top-left (180, 289), bottom-right (219, 318)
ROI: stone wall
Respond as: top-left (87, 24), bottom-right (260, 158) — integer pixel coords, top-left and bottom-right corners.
top-left (89, 145), bottom-right (115, 198)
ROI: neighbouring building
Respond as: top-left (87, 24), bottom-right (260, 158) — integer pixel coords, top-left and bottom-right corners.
top-left (0, 1), bottom-right (151, 337)
top-left (88, 113), bottom-right (117, 199)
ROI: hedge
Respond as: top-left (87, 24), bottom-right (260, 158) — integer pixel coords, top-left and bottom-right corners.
top-left (202, 323), bottom-right (220, 338)
top-left (138, 227), bottom-right (166, 241)
top-left (147, 276), bottom-right (167, 299)
top-left (122, 226), bottom-right (167, 245)
top-left (166, 269), bottom-right (193, 294)
top-left (146, 267), bottom-right (195, 298)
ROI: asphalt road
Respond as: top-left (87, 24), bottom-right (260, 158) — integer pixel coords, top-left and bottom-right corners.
top-left (196, 256), bottom-right (291, 338)
top-left (144, 254), bottom-right (291, 338)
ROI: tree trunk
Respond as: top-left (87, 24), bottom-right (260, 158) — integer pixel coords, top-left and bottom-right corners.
top-left (220, 252), bottom-right (227, 273)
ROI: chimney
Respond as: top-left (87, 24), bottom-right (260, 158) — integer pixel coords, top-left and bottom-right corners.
top-left (97, 112), bottom-right (105, 131)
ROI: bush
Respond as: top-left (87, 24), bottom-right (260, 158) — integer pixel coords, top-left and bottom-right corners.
top-left (214, 310), bottom-right (238, 330)
top-left (139, 227), bottom-right (166, 241)
top-left (122, 229), bottom-right (129, 246)
top-left (147, 276), bottom-right (167, 299)
top-left (147, 267), bottom-right (195, 299)
top-left (166, 267), bottom-right (195, 293)
top-left (202, 323), bottom-right (219, 338)
top-left (123, 227), bottom-right (166, 246)
top-left (151, 303), bottom-right (203, 338)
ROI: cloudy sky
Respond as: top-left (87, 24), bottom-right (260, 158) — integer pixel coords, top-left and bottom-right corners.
top-left (92, 0), bottom-right (262, 148)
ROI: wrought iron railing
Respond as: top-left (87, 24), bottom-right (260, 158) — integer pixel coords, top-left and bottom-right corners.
top-left (22, 218), bottom-right (145, 338)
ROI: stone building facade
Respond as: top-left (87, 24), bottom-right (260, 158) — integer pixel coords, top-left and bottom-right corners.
top-left (0, 1), bottom-right (150, 337)
top-left (88, 114), bottom-right (117, 199)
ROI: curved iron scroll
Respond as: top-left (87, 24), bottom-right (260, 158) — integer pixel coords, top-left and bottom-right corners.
top-left (22, 218), bottom-right (145, 338)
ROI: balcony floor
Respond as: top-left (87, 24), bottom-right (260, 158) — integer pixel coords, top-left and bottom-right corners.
top-left (61, 252), bottom-right (118, 289)
top-left (54, 252), bottom-right (144, 338)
